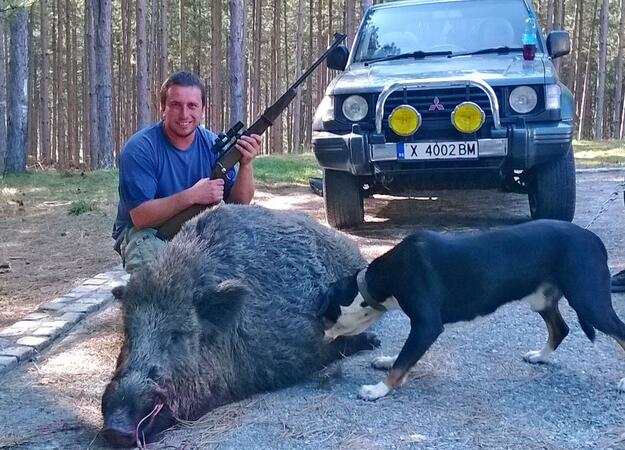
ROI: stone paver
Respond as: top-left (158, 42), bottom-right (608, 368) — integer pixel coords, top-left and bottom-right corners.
top-left (0, 345), bottom-right (35, 361)
top-left (0, 265), bottom-right (128, 376)
top-left (0, 355), bottom-right (17, 372)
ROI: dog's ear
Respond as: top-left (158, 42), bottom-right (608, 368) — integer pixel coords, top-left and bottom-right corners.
top-left (316, 275), bottom-right (357, 319)
top-left (316, 288), bottom-right (332, 319)
top-left (111, 285), bottom-right (126, 301)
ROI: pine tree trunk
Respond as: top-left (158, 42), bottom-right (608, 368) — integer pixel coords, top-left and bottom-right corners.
top-left (92, 0), bottom-right (114, 168)
top-left (150, 0), bottom-right (159, 119)
top-left (56, 0), bottom-right (66, 166)
top-left (0, 15), bottom-right (6, 175)
top-left (577, 0), bottom-right (599, 140)
top-left (27, 4), bottom-right (37, 164)
top-left (159, 0), bottom-right (168, 85)
top-left (594, 0), bottom-right (609, 139)
top-left (5, 9), bottom-right (29, 174)
top-left (269, 0), bottom-right (282, 153)
top-left (568, 0), bottom-right (582, 97)
top-left (552, 0), bottom-right (564, 73)
top-left (304, 0), bottom-right (313, 148)
top-left (614, 0), bottom-right (625, 137)
top-left (228, 0), bottom-right (245, 123)
top-left (179, 0), bottom-right (185, 68)
top-left (292, 0), bottom-right (304, 152)
top-left (66, 0), bottom-right (76, 165)
top-left (71, 11), bottom-right (79, 162)
top-left (137, 0), bottom-right (150, 128)
top-left (252, 0), bottom-right (262, 122)
top-left (344, 0), bottom-right (355, 46)
top-left (282, 0), bottom-right (291, 153)
top-left (86, 0), bottom-right (98, 168)
top-left (210, 0), bottom-right (223, 130)
top-left (40, 0), bottom-right (51, 165)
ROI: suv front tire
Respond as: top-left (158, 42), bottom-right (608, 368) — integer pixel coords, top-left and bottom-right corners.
top-left (527, 145), bottom-right (576, 221)
top-left (323, 169), bottom-right (364, 229)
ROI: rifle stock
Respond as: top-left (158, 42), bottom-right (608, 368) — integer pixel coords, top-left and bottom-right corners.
top-left (156, 32), bottom-right (347, 240)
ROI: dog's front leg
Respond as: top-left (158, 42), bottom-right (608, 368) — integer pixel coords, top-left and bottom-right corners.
top-left (359, 319), bottom-right (443, 401)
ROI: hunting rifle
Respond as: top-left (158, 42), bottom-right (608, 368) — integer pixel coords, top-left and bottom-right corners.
top-left (156, 32), bottom-right (347, 240)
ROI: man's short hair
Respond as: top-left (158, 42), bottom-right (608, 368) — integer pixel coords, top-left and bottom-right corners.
top-left (160, 71), bottom-right (207, 107)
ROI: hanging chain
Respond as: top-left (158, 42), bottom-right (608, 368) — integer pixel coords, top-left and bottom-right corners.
top-left (585, 180), bottom-right (625, 230)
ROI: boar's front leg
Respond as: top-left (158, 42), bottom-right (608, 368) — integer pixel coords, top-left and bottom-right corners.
top-left (331, 332), bottom-right (380, 357)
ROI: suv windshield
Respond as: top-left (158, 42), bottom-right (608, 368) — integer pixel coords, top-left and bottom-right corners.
top-left (353, 0), bottom-right (538, 63)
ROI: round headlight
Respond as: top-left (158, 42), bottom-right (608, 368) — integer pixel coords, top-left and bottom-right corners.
top-left (509, 86), bottom-right (538, 114)
top-left (342, 95), bottom-right (368, 121)
top-left (388, 105), bottom-right (421, 136)
top-left (451, 102), bottom-right (485, 133)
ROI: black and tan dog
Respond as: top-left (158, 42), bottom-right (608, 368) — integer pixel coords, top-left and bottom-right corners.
top-left (318, 219), bottom-right (625, 400)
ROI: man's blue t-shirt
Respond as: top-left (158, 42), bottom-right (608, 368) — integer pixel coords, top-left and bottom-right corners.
top-left (112, 122), bottom-right (237, 240)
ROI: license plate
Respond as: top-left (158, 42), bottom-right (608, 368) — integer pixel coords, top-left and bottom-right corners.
top-left (397, 141), bottom-right (478, 160)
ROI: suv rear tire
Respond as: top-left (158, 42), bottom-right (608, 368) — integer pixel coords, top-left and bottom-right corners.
top-left (528, 146), bottom-right (576, 222)
top-left (323, 169), bottom-right (364, 229)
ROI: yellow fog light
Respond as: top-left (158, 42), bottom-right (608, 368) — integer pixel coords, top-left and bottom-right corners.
top-left (388, 105), bottom-right (421, 136)
top-left (451, 102), bottom-right (485, 133)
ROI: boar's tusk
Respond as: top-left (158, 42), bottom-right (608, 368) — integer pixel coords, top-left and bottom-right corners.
top-left (135, 402), bottom-right (163, 450)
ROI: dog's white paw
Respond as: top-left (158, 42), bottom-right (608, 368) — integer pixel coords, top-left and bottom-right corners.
top-left (618, 377), bottom-right (625, 393)
top-left (523, 349), bottom-right (550, 364)
top-left (371, 355), bottom-right (397, 370)
top-left (358, 381), bottom-right (390, 401)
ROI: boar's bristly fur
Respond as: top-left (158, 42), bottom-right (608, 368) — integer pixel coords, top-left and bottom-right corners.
top-left (101, 204), bottom-right (378, 447)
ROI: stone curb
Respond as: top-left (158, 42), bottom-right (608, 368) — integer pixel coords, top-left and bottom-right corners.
top-left (0, 265), bottom-right (128, 376)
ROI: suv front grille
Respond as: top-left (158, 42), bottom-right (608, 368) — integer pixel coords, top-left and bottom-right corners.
top-left (380, 87), bottom-right (502, 141)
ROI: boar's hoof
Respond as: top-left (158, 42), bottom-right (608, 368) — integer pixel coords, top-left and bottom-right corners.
top-left (335, 331), bottom-right (381, 357)
top-left (364, 331), bottom-right (382, 348)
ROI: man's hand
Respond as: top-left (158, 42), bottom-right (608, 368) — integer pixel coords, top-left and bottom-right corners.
top-left (236, 134), bottom-right (261, 166)
top-left (188, 178), bottom-right (225, 205)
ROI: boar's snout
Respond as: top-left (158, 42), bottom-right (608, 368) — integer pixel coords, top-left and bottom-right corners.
top-left (102, 371), bottom-right (176, 448)
top-left (102, 399), bottom-right (175, 448)
top-left (101, 410), bottom-right (136, 448)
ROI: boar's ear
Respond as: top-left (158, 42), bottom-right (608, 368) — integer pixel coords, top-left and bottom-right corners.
top-left (194, 279), bottom-right (248, 325)
top-left (111, 285), bottom-right (126, 301)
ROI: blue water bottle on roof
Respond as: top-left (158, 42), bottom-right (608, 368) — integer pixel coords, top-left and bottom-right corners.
top-left (522, 15), bottom-right (537, 61)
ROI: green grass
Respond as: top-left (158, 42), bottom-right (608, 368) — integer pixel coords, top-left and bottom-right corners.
top-left (1, 144), bottom-right (623, 208)
top-left (0, 154), bottom-right (322, 209)
top-left (573, 140), bottom-right (625, 168)
top-left (254, 152), bottom-right (322, 184)
top-left (68, 199), bottom-right (97, 215)
top-left (0, 169), bottom-right (119, 203)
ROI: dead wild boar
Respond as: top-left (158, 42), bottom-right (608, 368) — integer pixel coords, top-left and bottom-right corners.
top-left (101, 204), bottom-right (378, 447)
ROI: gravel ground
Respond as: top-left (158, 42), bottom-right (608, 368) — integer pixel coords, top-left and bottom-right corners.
top-left (1, 169), bottom-right (625, 450)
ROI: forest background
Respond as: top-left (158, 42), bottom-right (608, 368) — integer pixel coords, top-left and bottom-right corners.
top-left (0, 0), bottom-right (621, 174)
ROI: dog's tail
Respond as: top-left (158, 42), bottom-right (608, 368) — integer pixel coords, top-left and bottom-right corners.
top-left (576, 308), bottom-right (625, 344)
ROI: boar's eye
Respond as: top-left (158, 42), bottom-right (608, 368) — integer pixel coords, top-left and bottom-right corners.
top-left (169, 331), bottom-right (185, 346)
top-left (147, 365), bottom-right (163, 381)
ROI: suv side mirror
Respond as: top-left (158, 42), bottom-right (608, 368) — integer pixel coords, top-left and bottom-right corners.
top-left (327, 45), bottom-right (349, 71)
top-left (546, 31), bottom-right (570, 59)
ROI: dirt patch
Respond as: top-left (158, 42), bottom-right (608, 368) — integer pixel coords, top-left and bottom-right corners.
top-left (0, 194), bottom-right (120, 329)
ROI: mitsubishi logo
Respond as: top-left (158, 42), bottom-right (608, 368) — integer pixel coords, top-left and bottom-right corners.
top-left (429, 97), bottom-right (445, 111)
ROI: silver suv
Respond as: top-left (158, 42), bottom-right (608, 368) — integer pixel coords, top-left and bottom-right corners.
top-left (312, 0), bottom-right (574, 228)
